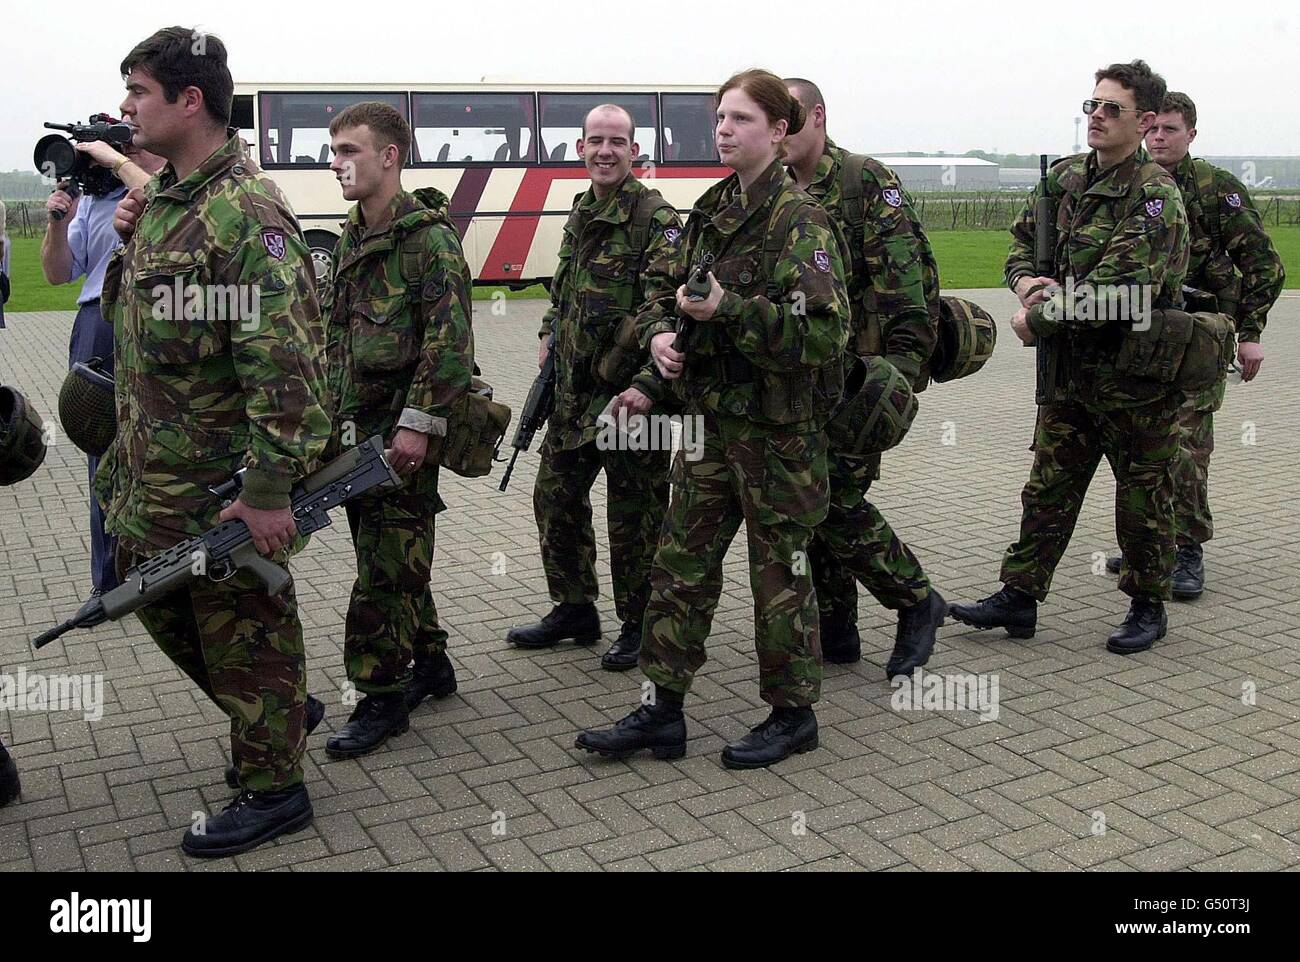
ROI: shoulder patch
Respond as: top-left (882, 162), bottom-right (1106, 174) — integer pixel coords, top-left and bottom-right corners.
top-left (261, 229), bottom-right (286, 260)
top-left (881, 188), bottom-right (903, 208)
top-left (1224, 192), bottom-right (1242, 209)
top-left (813, 249), bottom-right (831, 273)
top-left (1143, 198), bottom-right (1164, 218)
top-left (663, 226), bottom-right (681, 244)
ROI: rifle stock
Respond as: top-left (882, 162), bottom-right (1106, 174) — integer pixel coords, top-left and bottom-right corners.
top-left (1032, 154), bottom-right (1060, 405)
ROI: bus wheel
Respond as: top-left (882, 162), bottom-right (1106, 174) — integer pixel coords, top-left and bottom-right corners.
top-left (304, 231), bottom-right (338, 291)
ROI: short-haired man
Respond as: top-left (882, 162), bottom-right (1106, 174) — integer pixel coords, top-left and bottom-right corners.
top-left (322, 101), bottom-right (474, 757)
top-left (41, 127), bottom-right (163, 596)
top-left (1102, 92), bottom-right (1285, 596)
top-left (108, 26), bottom-right (331, 856)
top-left (949, 61), bottom-right (1190, 654)
top-left (505, 104), bottom-right (680, 671)
top-left (782, 78), bottom-right (946, 677)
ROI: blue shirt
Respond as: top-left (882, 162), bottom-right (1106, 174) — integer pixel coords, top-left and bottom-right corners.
top-left (67, 185), bottom-right (127, 304)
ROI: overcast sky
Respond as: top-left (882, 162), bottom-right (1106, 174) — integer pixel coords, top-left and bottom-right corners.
top-left (3, 0), bottom-right (1297, 172)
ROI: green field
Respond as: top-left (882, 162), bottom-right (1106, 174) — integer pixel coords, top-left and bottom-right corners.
top-left (4, 227), bottom-right (1297, 313)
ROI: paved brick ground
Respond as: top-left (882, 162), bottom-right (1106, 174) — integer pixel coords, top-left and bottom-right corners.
top-left (2, 289), bottom-right (1299, 871)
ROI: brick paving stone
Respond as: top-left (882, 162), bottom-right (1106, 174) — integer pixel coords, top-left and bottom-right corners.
top-left (3, 292), bottom-right (1298, 871)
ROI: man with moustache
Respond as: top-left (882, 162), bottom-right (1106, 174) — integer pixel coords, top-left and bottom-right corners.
top-left (949, 61), bottom-right (1190, 655)
top-left (506, 104), bottom-right (681, 672)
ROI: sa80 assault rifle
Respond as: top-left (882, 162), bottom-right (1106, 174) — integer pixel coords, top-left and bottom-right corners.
top-left (34, 436), bottom-right (399, 649)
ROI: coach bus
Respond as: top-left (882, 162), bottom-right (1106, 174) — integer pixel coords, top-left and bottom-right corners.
top-left (232, 83), bottom-right (727, 288)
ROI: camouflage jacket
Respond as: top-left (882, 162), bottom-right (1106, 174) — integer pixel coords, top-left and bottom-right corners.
top-left (800, 141), bottom-right (939, 383)
top-left (98, 134), bottom-right (330, 555)
top-left (632, 158), bottom-right (849, 427)
top-left (1172, 155), bottom-right (1284, 344)
top-left (1007, 148), bottom-right (1189, 410)
top-left (325, 187), bottom-right (474, 485)
top-left (539, 174), bottom-right (681, 448)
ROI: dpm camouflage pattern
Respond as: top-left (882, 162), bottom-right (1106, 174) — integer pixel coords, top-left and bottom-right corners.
top-left (633, 158), bottom-right (849, 706)
top-left (97, 134), bottom-right (328, 791)
top-left (326, 187), bottom-right (473, 692)
top-left (98, 134), bottom-right (330, 554)
top-left (1001, 398), bottom-right (1182, 601)
top-left (1007, 149), bottom-right (1189, 411)
top-left (799, 143), bottom-right (939, 623)
top-left (532, 175), bottom-right (677, 628)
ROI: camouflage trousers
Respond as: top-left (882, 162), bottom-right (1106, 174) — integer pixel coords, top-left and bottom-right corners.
top-left (639, 410), bottom-right (828, 707)
top-left (1174, 399), bottom-right (1215, 547)
top-left (534, 430), bottom-right (669, 630)
top-left (343, 468), bottom-right (447, 694)
top-left (809, 452), bottom-right (932, 623)
top-left (1001, 398), bottom-right (1180, 602)
top-left (121, 549), bottom-right (307, 791)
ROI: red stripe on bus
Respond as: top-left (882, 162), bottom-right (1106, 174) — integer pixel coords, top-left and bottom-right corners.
top-left (478, 165), bottom-right (728, 281)
top-left (448, 167), bottom-right (491, 240)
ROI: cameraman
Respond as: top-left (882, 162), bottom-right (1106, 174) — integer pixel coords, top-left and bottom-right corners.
top-left (41, 129), bottom-right (163, 595)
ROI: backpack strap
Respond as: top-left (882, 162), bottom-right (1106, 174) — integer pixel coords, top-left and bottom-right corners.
top-left (627, 187), bottom-right (676, 286)
top-left (837, 151), bottom-right (869, 239)
top-left (1192, 158), bottom-right (1224, 254)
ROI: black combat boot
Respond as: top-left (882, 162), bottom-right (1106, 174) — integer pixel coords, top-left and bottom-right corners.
top-left (226, 694), bottom-right (325, 790)
top-left (887, 589), bottom-right (945, 679)
top-left (948, 585), bottom-right (1037, 639)
top-left (1171, 543), bottom-right (1205, 600)
top-left (1105, 553), bottom-right (1123, 574)
top-left (600, 623), bottom-right (642, 672)
top-left (324, 692), bottom-right (410, 759)
top-left (405, 650), bottom-right (458, 711)
top-left (0, 743), bottom-right (19, 808)
top-left (720, 706), bottom-right (819, 770)
top-left (575, 691), bottom-right (686, 760)
top-left (820, 607), bottom-right (862, 665)
top-left (181, 784), bottom-right (313, 858)
top-left (506, 602), bottom-right (601, 649)
top-left (1106, 599), bottom-right (1167, 654)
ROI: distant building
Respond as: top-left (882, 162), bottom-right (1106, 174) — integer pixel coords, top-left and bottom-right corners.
top-left (871, 156), bottom-right (999, 191)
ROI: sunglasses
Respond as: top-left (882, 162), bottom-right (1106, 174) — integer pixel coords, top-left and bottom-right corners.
top-left (1082, 99), bottom-right (1143, 119)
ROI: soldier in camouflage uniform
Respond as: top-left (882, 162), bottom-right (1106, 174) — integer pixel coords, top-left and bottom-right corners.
top-left (577, 70), bottom-right (849, 769)
top-left (949, 61), bottom-right (1190, 655)
top-left (506, 105), bottom-right (680, 671)
top-left (782, 78), bottom-right (946, 678)
top-left (103, 28), bottom-right (331, 856)
top-left (1103, 92), bottom-right (1285, 597)
top-left (321, 102), bottom-right (474, 758)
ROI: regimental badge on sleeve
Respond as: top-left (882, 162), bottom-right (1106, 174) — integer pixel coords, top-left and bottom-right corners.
top-left (663, 227), bottom-right (681, 244)
top-left (813, 249), bottom-right (831, 273)
top-left (1225, 192), bottom-right (1243, 209)
top-left (262, 230), bottom-right (286, 260)
top-left (1144, 198), bottom-right (1164, 218)
top-left (882, 188), bottom-right (903, 208)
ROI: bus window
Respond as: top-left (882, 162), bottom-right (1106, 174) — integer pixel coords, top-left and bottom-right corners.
top-left (411, 93), bottom-right (535, 164)
top-left (258, 91), bottom-right (408, 166)
top-left (661, 93), bottom-right (718, 163)
top-left (538, 93), bottom-right (657, 163)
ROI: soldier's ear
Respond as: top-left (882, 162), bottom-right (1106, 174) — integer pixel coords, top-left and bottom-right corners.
top-left (1187, 128), bottom-right (1197, 145)
top-left (1137, 111), bottom-right (1156, 135)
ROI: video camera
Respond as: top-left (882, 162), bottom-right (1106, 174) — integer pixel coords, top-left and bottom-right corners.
top-left (34, 114), bottom-right (134, 217)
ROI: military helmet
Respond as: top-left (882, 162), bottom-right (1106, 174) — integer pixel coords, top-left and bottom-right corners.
top-left (59, 357), bottom-right (117, 457)
top-left (825, 355), bottom-right (918, 457)
top-left (931, 296), bottom-right (997, 383)
top-left (0, 385), bottom-right (49, 486)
